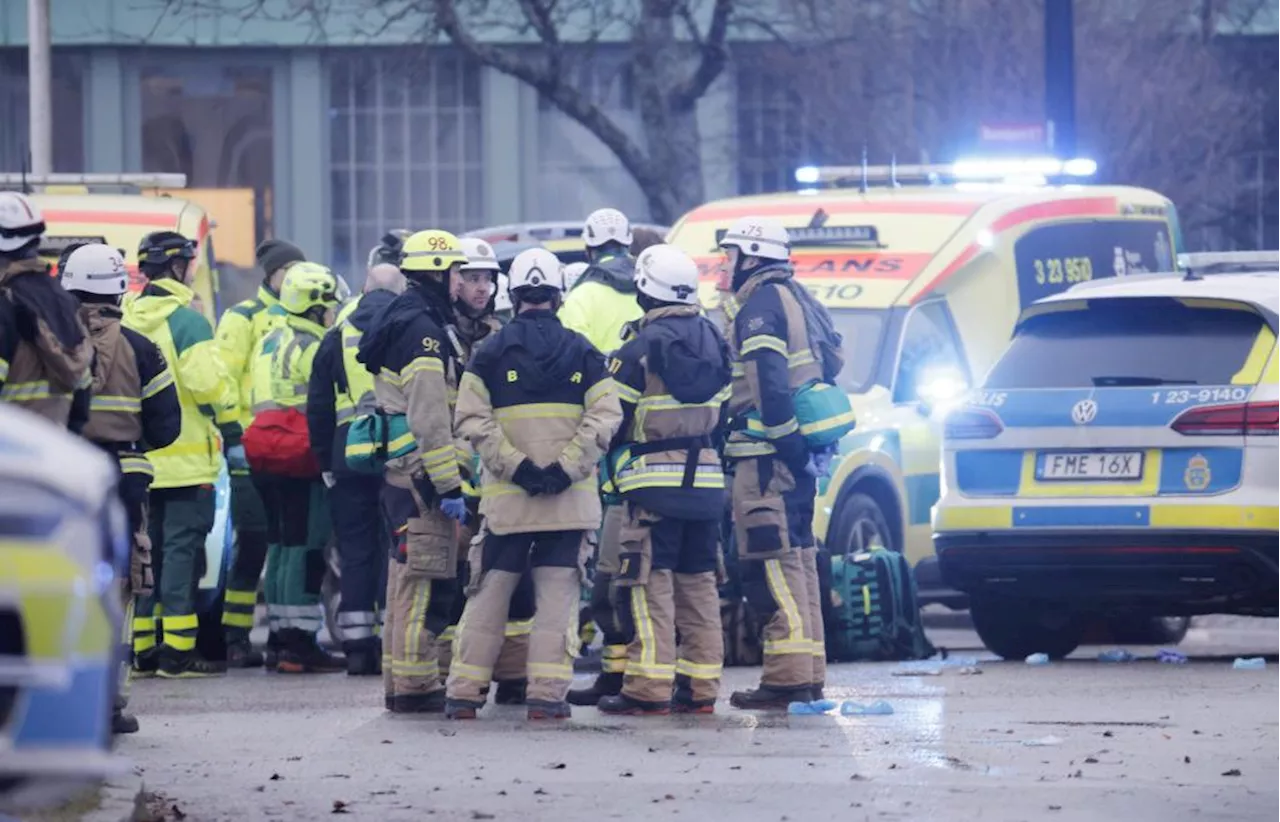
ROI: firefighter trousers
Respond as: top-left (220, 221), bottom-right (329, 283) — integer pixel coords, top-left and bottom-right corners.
top-left (116, 458), bottom-right (151, 704)
top-left (255, 475), bottom-right (331, 646)
top-left (222, 469), bottom-right (270, 646)
top-left (330, 474), bottom-right (388, 655)
top-left (590, 504), bottom-right (631, 676)
top-left (381, 484), bottom-right (457, 698)
top-left (438, 528), bottom-right (533, 684)
top-left (801, 546), bottom-right (826, 686)
top-left (446, 529), bottom-right (583, 705)
top-left (732, 457), bottom-right (818, 691)
top-left (134, 485), bottom-right (215, 657)
top-left (613, 508), bottom-right (723, 704)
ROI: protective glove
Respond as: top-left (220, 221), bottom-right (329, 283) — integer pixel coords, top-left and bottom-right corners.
top-left (772, 431), bottom-right (812, 477)
top-left (225, 443), bottom-right (249, 472)
top-left (801, 455), bottom-right (819, 478)
top-left (812, 447), bottom-right (836, 479)
top-left (512, 459), bottom-right (546, 496)
top-left (321, 471), bottom-right (336, 489)
top-left (541, 462), bottom-right (573, 495)
top-left (439, 491), bottom-right (469, 524)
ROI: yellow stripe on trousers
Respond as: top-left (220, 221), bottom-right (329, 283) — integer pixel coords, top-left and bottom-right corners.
top-left (629, 586), bottom-right (675, 680)
top-left (763, 558), bottom-right (808, 654)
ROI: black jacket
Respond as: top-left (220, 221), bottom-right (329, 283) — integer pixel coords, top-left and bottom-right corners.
top-left (307, 289), bottom-right (398, 475)
top-left (123, 323), bottom-right (182, 452)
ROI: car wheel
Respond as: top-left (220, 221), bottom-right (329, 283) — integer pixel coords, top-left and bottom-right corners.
top-left (832, 492), bottom-right (894, 555)
top-left (970, 597), bottom-right (1084, 660)
top-left (321, 538), bottom-right (344, 650)
top-left (1107, 615), bottom-right (1191, 646)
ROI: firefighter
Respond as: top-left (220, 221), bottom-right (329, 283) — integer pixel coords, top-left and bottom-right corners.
top-left (0, 191), bottom-right (94, 430)
top-left (59, 243), bottom-right (182, 733)
top-left (439, 237), bottom-right (533, 705)
top-left (215, 238), bottom-right (306, 668)
top-left (306, 262), bottom-right (405, 675)
top-left (355, 229), bottom-right (469, 713)
top-left (557, 208), bottom-right (642, 354)
top-left (718, 216), bottom-right (826, 709)
top-left (123, 230), bottom-right (241, 678)
top-left (445, 247), bottom-right (622, 721)
top-left (240, 262), bottom-right (345, 673)
top-left (595, 244), bottom-right (731, 716)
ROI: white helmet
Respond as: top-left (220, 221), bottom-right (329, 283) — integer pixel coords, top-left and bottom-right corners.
top-left (583, 208), bottom-right (633, 249)
top-left (459, 237), bottom-right (501, 272)
top-left (635, 244), bottom-right (700, 305)
top-left (718, 216), bottom-right (790, 262)
top-left (563, 262), bottom-right (589, 291)
top-left (494, 273), bottom-right (512, 313)
top-left (507, 248), bottom-right (566, 297)
top-left (60, 243), bottom-right (129, 296)
top-left (0, 191), bottom-right (45, 253)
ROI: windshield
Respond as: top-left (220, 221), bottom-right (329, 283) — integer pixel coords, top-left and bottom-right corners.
top-left (986, 298), bottom-right (1268, 389)
top-left (830, 308), bottom-right (887, 394)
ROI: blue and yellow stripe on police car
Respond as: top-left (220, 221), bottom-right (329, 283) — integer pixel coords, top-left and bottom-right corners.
top-left (934, 504), bottom-right (1279, 531)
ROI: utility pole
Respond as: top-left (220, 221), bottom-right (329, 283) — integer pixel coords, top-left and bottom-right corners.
top-left (27, 0), bottom-right (52, 175)
top-left (1044, 0), bottom-right (1076, 158)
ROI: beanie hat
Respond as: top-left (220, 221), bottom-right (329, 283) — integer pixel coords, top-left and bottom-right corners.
top-left (256, 239), bottom-right (306, 275)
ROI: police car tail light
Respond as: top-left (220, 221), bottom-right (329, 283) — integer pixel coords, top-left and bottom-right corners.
top-left (944, 407), bottom-right (1004, 440)
top-left (1171, 401), bottom-right (1279, 436)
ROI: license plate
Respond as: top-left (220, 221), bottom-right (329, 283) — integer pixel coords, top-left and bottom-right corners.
top-left (1036, 451), bottom-right (1144, 481)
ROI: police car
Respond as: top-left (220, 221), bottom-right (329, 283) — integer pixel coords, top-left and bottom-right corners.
top-left (933, 252), bottom-right (1279, 659)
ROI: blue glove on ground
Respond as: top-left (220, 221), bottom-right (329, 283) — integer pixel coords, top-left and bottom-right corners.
top-left (439, 494), bottom-right (469, 524)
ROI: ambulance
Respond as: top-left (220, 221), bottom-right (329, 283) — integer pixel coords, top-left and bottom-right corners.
top-left (666, 159), bottom-right (1183, 607)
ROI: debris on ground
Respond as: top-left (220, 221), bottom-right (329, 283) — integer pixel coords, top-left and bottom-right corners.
top-left (544, 762), bottom-right (567, 770)
top-left (1232, 657), bottom-right (1266, 670)
top-left (787, 700), bottom-right (832, 715)
top-left (1025, 653), bottom-right (1050, 665)
top-left (1023, 735), bottom-right (1064, 747)
top-left (332, 800), bottom-right (350, 814)
top-left (840, 700), bottom-right (894, 716)
top-left (1221, 769), bottom-right (1243, 777)
top-left (1097, 649), bottom-right (1136, 663)
top-left (1157, 649), bottom-right (1188, 664)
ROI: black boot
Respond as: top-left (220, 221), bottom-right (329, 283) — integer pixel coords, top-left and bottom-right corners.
top-left (345, 641), bottom-right (382, 676)
top-left (132, 649), bottom-right (159, 678)
top-left (672, 675), bottom-right (715, 715)
top-left (111, 709), bottom-right (140, 734)
top-left (598, 693), bottom-right (671, 716)
top-left (226, 638), bottom-right (264, 669)
top-left (157, 646), bottom-right (226, 679)
top-left (389, 691), bottom-right (446, 714)
top-left (277, 631), bottom-right (345, 674)
top-left (494, 679), bottom-right (527, 705)
top-left (445, 698), bottom-right (485, 720)
top-left (729, 684), bottom-right (811, 711)
top-left (526, 699), bottom-right (571, 720)
top-left (811, 683), bottom-right (825, 702)
top-left (264, 632), bottom-right (282, 671)
top-left (567, 672), bottom-right (622, 706)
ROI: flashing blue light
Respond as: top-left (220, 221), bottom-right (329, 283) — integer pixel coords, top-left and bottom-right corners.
top-left (794, 166), bottom-right (821, 185)
top-left (1063, 157), bottom-right (1098, 177)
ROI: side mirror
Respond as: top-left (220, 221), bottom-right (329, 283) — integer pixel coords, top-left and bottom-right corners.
top-left (915, 367), bottom-right (970, 417)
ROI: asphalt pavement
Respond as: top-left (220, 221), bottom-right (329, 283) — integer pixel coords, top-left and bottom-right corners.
top-left (115, 618), bottom-right (1278, 822)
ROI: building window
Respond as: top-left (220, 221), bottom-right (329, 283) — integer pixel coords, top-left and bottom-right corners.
top-left (735, 64), bottom-right (810, 196)
top-left (327, 50), bottom-right (483, 275)
top-left (0, 49), bottom-right (85, 173)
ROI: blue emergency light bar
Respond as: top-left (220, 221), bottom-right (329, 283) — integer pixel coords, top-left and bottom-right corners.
top-left (795, 157), bottom-right (1098, 187)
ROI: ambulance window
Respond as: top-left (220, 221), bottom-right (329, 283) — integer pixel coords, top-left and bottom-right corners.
top-left (1013, 219), bottom-right (1175, 310)
top-left (893, 301), bottom-right (968, 404)
top-left (986, 298), bottom-right (1268, 389)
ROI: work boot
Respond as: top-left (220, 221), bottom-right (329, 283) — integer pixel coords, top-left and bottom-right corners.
top-left (132, 649), bottom-right (159, 678)
top-left (494, 679), bottom-right (527, 705)
top-left (672, 675), bottom-right (717, 714)
top-left (811, 684), bottom-right (825, 702)
top-left (526, 699), bottom-right (571, 720)
top-left (225, 639), bottom-right (264, 669)
top-left (157, 647), bottom-right (226, 679)
top-left (384, 694), bottom-right (394, 711)
top-left (264, 632), bottom-right (282, 671)
top-left (345, 645), bottom-right (382, 676)
top-left (598, 693), bottom-right (671, 716)
top-left (277, 635), bottom-right (345, 674)
top-left (567, 672), bottom-right (622, 706)
top-left (445, 698), bottom-right (485, 720)
top-left (729, 685), bottom-right (811, 711)
top-left (389, 691), bottom-right (446, 714)
top-left (111, 709), bottom-right (140, 734)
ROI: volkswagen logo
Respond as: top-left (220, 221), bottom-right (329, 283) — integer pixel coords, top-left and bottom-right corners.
top-left (1071, 399), bottom-right (1098, 425)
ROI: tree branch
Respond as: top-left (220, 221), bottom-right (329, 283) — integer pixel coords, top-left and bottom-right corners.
top-left (670, 0), bottom-right (733, 110)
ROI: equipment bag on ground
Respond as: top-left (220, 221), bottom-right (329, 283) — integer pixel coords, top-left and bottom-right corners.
top-left (824, 547), bottom-right (936, 662)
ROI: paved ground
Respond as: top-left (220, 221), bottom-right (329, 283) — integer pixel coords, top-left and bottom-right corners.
top-left (109, 617), bottom-right (1280, 822)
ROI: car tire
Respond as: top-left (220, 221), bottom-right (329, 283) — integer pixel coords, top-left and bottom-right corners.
top-left (830, 492), bottom-right (895, 555)
top-left (970, 597), bottom-right (1084, 660)
top-left (321, 538), bottom-right (345, 650)
top-left (1107, 615), bottom-right (1191, 646)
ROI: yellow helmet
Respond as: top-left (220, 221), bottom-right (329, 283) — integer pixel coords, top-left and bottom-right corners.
top-left (400, 229), bottom-right (466, 273)
top-left (279, 262), bottom-right (340, 315)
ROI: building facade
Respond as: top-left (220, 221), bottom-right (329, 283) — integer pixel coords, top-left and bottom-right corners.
top-left (0, 0), bottom-right (1275, 275)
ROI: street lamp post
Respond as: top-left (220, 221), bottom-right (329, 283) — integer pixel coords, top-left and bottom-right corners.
top-left (1044, 0), bottom-right (1076, 158)
top-left (28, 0), bottom-right (52, 175)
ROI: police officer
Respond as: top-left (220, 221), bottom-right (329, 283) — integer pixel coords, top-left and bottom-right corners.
top-left (557, 208), bottom-right (642, 354)
top-left (445, 248), bottom-right (622, 721)
top-left (718, 216), bottom-right (826, 710)
top-left (306, 262), bottom-right (405, 675)
top-left (216, 238), bottom-right (306, 667)
top-left (356, 229), bottom-right (469, 713)
top-left (0, 191), bottom-right (93, 429)
top-left (123, 231), bottom-right (241, 678)
top-left (241, 262), bottom-right (345, 673)
top-left (595, 244), bottom-right (731, 716)
top-left (59, 243), bottom-right (182, 733)
top-left (440, 238), bottom-right (533, 705)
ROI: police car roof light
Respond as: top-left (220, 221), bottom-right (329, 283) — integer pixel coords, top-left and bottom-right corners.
top-left (1177, 251), bottom-right (1280, 280)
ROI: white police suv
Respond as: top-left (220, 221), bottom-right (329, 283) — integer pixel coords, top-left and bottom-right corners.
top-left (933, 253), bottom-right (1279, 659)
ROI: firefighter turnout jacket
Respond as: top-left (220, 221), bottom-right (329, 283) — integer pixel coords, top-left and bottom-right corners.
top-left (454, 309), bottom-right (622, 535)
top-left (123, 278), bottom-right (241, 488)
top-left (606, 305), bottom-right (732, 520)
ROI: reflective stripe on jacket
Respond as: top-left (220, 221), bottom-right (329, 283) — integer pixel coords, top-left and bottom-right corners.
top-left (215, 285), bottom-right (285, 429)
